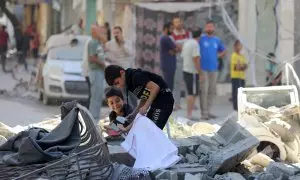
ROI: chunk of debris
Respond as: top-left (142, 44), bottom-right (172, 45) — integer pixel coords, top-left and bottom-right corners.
top-left (249, 152), bottom-right (274, 167)
top-left (214, 172), bottom-right (246, 180)
top-left (206, 136), bottom-right (259, 176)
top-left (184, 173), bottom-right (204, 180)
top-left (185, 153), bottom-right (198, 164)
top-left (266, 162), bottom-right (300, 178)
top-left (154, 170), bottom-right (178, 180)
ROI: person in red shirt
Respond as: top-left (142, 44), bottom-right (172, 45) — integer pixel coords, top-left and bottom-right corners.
top-left (0, 25), bottom-right (9, 72)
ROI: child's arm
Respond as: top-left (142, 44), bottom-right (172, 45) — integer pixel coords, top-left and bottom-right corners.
top-left (139, 81), bottom-right (160, 115)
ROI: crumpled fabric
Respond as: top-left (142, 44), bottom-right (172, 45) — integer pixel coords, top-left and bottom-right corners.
top-left (0, 107), bottom-right (81, 166)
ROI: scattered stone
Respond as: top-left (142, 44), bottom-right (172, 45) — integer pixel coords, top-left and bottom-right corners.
top-left (155, 170), bottom-right (178, 180)
top-left (266, 162), bottom-right (300, 178)
top-left (169, 163), bottom-right (207, 175)
top-left (214, 172), bottom-right (246, 180)
top-left (195, 144), bottom-right (211, 156)
top-left (171, 138), bottom-right (199, 156)
top-left (189, 135), bottom-right (219, 147)
top-left (217, 119), bottom-right (251, 146)
top-left (207, 136), bottom-right (259, 176)
top-left (185, 153), bottom-right (199, 164)
top-left (198, 155), bottom-right (209, 165)
top-left (184, 173), bottom-right (204, 180)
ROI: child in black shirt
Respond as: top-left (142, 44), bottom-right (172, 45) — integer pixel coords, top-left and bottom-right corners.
top-left (104, 65), bottom-right (174, 130)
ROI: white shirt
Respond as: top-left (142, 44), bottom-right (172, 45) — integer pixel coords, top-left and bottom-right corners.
top-left (181, 39), bottom-right (200, 74)
top-left (105, 39), bottom-right (133, 69)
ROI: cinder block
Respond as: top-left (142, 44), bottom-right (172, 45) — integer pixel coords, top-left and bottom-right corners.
top-left (171, 138), bottom-right (199, 156)
top-left (216, 119), bottom-right (252, 146)
top-left (214, 172), bottom-right (246, 180)
top-left (207, 136), bottom-right (260, 176)
top-left (266, 162), bottom-right (300, 178)
top-left (184, 173), bottom-right (204, 180)
top-left (185, 153), bottom-right (199, 164)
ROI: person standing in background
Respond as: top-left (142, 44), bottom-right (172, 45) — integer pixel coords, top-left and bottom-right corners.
top-left (199, 20), bottom-right (226, 120)
top-left (0, 25), bottom-right (9, 72)
top-left (88, 24), bottom-right (107, 121)
top-left (31, 29), bottom-right (40, 64)
top-left (266, 52), bottom-right (282, 86)
top-left (171, 17), bottom-right (191, 111)
top-left (159, 22), bottom-right (177, 91)
top-left (230, 40), bottom-right (247, 111)
top-left (105, 22), bottom-right (111, 41)
top-left (105, 26), bottom-right (137, 108)
top-left (181, 28), bottom-right (203, 120)
top-left (17, 29), bottom-right (31, 72)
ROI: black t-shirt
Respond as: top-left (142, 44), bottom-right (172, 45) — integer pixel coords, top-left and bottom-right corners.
top-left (125, 68), bottom-right (169, 101)
top-left (109, 104), bottom-right (133, 127)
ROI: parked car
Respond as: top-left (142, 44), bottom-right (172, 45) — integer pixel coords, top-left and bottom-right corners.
top-left (38, 35), bottom-right (91, 105)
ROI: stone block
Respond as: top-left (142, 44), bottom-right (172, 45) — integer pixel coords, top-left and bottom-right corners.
top-left (171, 138), bottom-right (199, 156)
top-left (185, 153), bottom-right (199, 164)
top-left (207, 136), bottom-right (259, 176)
top-left (266, 162), bottom-right (300, 178)
top-left (169, 163), bottom-right (207, 175)
top-left (155, 170), bottom-right (178, 180)
top-left (189, 135), bottom-right (219, 147)
top-left (217, 119), bottom-right (252, 146)
top-left (195, 144), bottom-right (212, 156)
top-left (184, 173), bottom-right (204, 180)
top-left (215, 172), bottom-right (246, 180)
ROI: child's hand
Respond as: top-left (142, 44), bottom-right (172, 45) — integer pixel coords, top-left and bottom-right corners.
top-left (139, 106), bottom-right (149, 115)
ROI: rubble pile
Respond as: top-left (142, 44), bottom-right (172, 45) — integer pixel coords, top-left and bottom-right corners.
top-left (153, 103), bottom-right (300, 179)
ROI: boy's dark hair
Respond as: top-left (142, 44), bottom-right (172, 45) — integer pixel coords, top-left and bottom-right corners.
top-left (163, 22), bottom-right (172, 31)
top-left (104, 65), bottom-right (125, 86)
top-left (206, 19), bottom-right (215, 25)
top-left (105, 87), bottom-right (124, 100)
top-left (113, 26), bottom-right (122, 32)
top-left (268, 52), bottom-right (275, 58)
top-left (234, 40), bottom-right (240, 46)
top-left (192, 28), bottom-right (202, 38)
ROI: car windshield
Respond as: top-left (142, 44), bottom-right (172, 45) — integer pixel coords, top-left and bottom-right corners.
top-left (49, 45), bottom-right (84, 61)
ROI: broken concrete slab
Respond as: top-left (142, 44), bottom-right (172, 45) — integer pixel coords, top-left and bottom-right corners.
top-left (169, 163), bottom-right (207, 175)
top-left (206, 136), bottom-right (259, 176)
top-left (266, 162), bottom-right (300, 178)
top-left (184, 173), bottom-right (204, 180)
top-left (171, 138), bottom-right (199, 156)
top-left (214, 172), bottom-right (246, 180)
top-left (154, 170), bottom-right (178, 180)
top-left (216, 119), bottom-right (252, 146)
top-left (195, 144), bottom-right (213, 156)
top-left (185, 153), bottom-right (198, 164)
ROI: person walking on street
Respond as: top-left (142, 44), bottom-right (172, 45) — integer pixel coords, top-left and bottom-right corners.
top-left (105, 26), bottom-right (138, 108)
top-left (88, 24), bottom-right (107, 121)
top-left (171, 17), bottom-right (191, 111)
top-left (17, 30), bottom-right (31, 71)
top-left (181, 28), bottom-right (203, 120)
top-left (159, 22), bottom-right (177, 91)
top-left (199, 20), bottom-right (226, 120)
top-left (230, 40), bottom-right (247, 111)
top-left (0, 25), bottom-right (9, 72)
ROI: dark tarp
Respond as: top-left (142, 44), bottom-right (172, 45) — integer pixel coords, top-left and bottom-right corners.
top-left (0, 107), bottom-right (81, 166)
